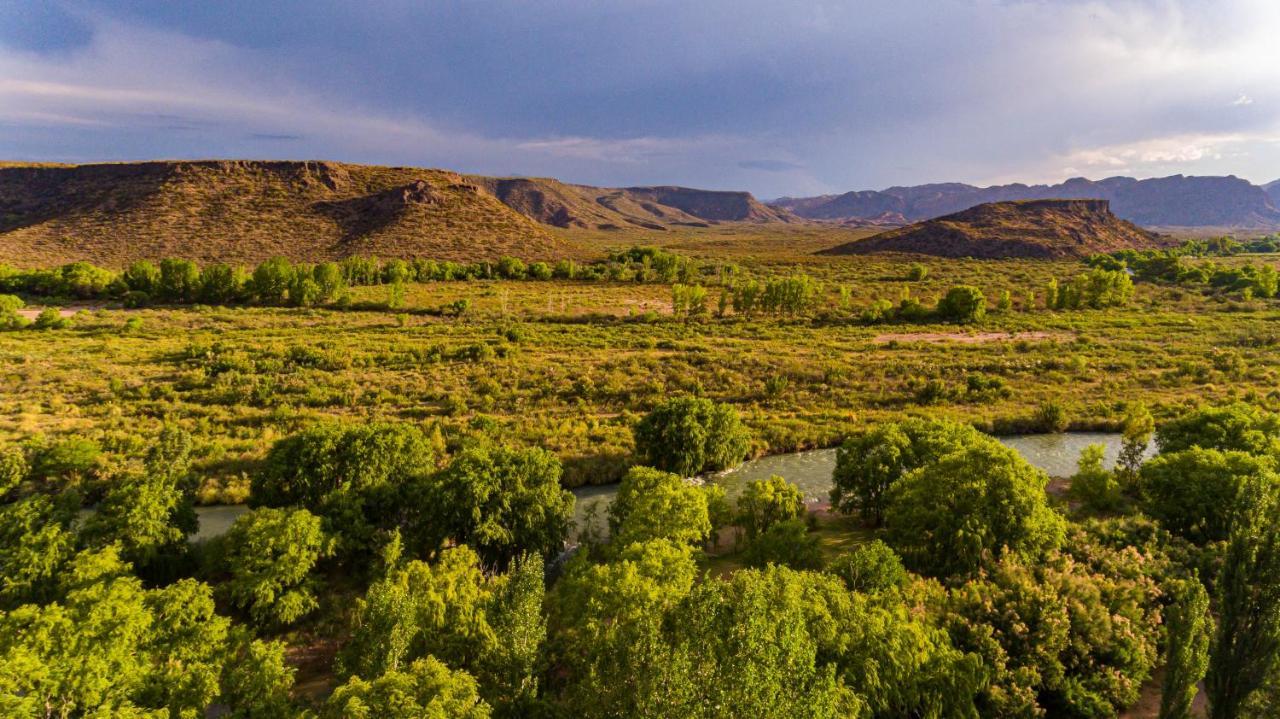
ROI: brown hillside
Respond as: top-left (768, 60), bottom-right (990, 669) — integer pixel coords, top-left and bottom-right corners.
top-left (470, 176), bottom-right (797, 230)
top-left (0, 161), bottom-right (581, 268)
top-left (818, 199), bottom-right (1171, 259)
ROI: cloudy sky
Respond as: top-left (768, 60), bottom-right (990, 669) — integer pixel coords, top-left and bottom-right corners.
top-left (2, 0), bottom-right (1279, 197)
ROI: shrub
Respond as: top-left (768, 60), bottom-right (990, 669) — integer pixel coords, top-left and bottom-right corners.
top-left (1139, 448), bottom-right (1277, 544)
top-left (1067, 444), bottom-right (1123, 512)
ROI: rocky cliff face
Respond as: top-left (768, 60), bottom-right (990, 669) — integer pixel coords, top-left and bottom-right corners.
top-left (819, 199), bottom-right (1174, 259)
top-left (776, 175), bottom-right (1280, 229)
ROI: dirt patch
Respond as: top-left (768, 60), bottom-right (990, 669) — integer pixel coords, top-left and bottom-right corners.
top-left (872, 331), bottom-right (1070, 344)
top-left (14, 305), bottom-right (102, 320)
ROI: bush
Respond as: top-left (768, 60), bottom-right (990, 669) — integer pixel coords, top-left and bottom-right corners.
top-left (633, 396), bottom-right (750, 476)
top-left (31, 307), bottom-right (69, 330)
top-left (0, 294), bottom-right (26, 329)
top-left (1155, 402), bottom-right (1280, 455)
top-left (906, 263), bottom-right (928, 281)
top-left (158, 258), bottom-right (201, 302)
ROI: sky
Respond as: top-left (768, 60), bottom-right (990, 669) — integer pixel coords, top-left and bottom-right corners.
top-left (2, 0), bottom-right (1279, 198)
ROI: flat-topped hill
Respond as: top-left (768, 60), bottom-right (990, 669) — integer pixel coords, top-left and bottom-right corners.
top-left (0, 160), bottom-right (579, 267)
top-left (818, 199), bottom-right (1171, 259)
top-left (470, 176), bottom-right (796, 230)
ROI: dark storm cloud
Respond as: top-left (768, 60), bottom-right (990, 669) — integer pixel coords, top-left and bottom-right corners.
top-left (2, 1), bottom-right (1278, 196)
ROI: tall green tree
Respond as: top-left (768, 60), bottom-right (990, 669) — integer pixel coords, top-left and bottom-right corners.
top-left (325, 656), bottom-right (492, 719)
top-left (607, 466), bottom-right (712, 546)
top-left (885, 442), bottom-right (1064, 578)
top-left (633, 396), bottom-right (750, 476)
top-left (831, 418), bottom-right (984, 527)
top-left (215, 507), bottom-right (332, 628)
top-left (429, 445), bottom-right (574, 568)
top-left (736, 475), bottom-right (805, 540)
top-left (1206, 479), bottom-right (1280, 719)
top-left (1159, 577), bottom-right (1212, 719)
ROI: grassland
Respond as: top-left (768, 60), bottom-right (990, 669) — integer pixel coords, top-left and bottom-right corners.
top-left (5, 228), bottom-right (1279, 503)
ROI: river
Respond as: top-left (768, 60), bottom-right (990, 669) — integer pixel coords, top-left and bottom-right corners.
top-left (187, 432), bottom-right (1152, 542)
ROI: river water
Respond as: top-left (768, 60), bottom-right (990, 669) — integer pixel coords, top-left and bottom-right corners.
top-left (188, 432), bottom-right (1151, 542)
top-left (570, 432), bottom-right (1154, 537)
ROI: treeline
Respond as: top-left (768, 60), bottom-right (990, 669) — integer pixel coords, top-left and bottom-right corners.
top-left (1091, 243), bottom-right (1280, 299)
top-left (0, 246), bottom-right (704, 307)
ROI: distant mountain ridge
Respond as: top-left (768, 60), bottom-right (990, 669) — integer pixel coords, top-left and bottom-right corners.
top-left (470, 176), bottom-right (796, 230)
top-left (775, 175), bottom-right (1280, 229)
top-left (820, 199), bottom-right (1172, 259)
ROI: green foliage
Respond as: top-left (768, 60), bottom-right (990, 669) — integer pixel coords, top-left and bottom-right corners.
top-left (1156, 402), bottom-right (1280, 455)
top-left (252, 422), bottom-right (435, 550)
top-left (29, 437), bottom-right (100, 483)
top-left (220, 629), bottom-right (297, 719)
top-left (671, 283), bottom-right (708, 319)
top-left (741, 518), bottom-right (823, 570)
top-left (1139, 448), bottom-right (1277, 544)
top-left (633, 396), bottom-right (750, 476)
top-left (158, 258), bottom-right (201, 302)
top-left (199, 263), bottom-right (246, 304)
top-left (1117, 403), bottom-right (1154, 485)
top-left (905, 263), bottom-right (928, 281)
top-left (214, 507), bottom-right (331, 627)
top-left (831, 418), bottom-right (983, 526)
top-left (1206, 479), bottom-right (1280, 719)
top-left (607, 466), bottom-right (712, 546)
top-left (1067, 444), bottom-right (1123, 512)
top-left (944, 545), bottom-right (1161, 718)
top-left (1033, 399), bottom-right (1070, 432)
top-left (0, 293), bottom-right (25, 329)
top-left (1054, 268), bottom-right (1134, 309)
top-left (251, 257), bottom-right (295, 305)
top-left (83, 466), bottom-right (197, 569)
top-left (31, 307), bottom-right (69, 330)
top-left (0, 547), bottom-right (230, 717)
top-left (936, 285), bottom-right (986, 323)
top-left (828, 539), bottom-right (907, 593)
top-left (429, 445), bottom-right (574, 567)
top-left (885, 441), bottom-right (1065, 578)
top-left (0, 494), bottom-right (78, 608)
top-left (121, 260), bottom-right (160, 294)
top-left (496, 256), bottom-right (527, 280)
top-left (736, 474), bottom-right (805, 540)
top-left (1159, 577), bottom-right (1212, 719)
top-left (0, 445), bottom-right (28, 497)
top-left (341, 545), bottom-right (544, 711)
top-left (326, 656), bottom-right (492, 719)
top-left (313, 261), bottom-right (346, 302)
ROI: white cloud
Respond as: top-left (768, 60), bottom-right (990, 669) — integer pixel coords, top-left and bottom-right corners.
top-left (1233, 94), bottom-right (1254, 106)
